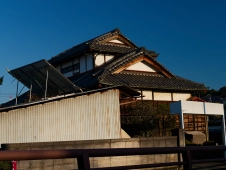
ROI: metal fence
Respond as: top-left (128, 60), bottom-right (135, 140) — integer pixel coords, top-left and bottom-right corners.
top-left (1, 146), bottom-right (226, 170)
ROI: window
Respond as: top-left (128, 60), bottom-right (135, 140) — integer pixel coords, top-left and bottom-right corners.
top-left (61, 63), bottom-right (80, 74)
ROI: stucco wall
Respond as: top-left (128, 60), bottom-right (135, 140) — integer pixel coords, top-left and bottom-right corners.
top-left (154, 92), bottom-right (171, 101)
top-left (139, 91), bottom-right (191, 102)
top-left (2, 137), bottom-right (177, 170)
top-left (125, 62), bottom-right (157, 72)
top-left (173, 93), bottom-right (191, 101)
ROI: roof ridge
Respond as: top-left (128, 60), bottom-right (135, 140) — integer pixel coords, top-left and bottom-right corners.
top-left (93, 42), bottom-right (133, 48)
top-left (90, 28), bottom-right (137, 48)
top-left (49, 28), bottom-right (137, 64)
top-left (50, 28), bottom-right (119, 60)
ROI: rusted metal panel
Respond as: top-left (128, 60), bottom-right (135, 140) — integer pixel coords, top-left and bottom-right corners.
top-left (0, 89), bottom-right (121, 144)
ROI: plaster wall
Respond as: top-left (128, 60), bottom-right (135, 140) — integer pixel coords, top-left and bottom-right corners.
top-left (95, 54), bottom-right (104, 66)
top-left (95, 54), bottom-right (114, 66)
top-left (173, 93), bottom-right (191, 101)
top-left (109, 39), bottom-right (124, 44)
top-left (126, 62), bottom-right (157, 72)
top-left (154, 92), bottom-right (171, 101)
top-left (106, 55), bottom-right (114, 61)
top-left (141, 90), bottom-right (153, 100)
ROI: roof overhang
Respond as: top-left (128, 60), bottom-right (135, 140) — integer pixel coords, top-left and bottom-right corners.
top-left (8, 60), bottom-right (81, 97)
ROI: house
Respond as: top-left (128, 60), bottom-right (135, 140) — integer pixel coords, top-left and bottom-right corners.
top-left (2, 28), bottom-right (207, 135)
top-left (48, 28), bottom-right (206, 101)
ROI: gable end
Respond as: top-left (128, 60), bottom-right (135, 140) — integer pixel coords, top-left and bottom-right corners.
top-left (113, 56), bottom-right (173, 78)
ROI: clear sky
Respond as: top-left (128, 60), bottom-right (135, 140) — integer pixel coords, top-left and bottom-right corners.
top-left (0, 0), bottom-right (226, 104)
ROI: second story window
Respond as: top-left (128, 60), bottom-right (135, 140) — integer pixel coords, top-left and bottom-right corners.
top-left (61, 63), bottom-right (80, 74)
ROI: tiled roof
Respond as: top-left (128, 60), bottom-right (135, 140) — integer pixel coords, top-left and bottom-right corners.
top-left (48, 28), bottom-right (137, 64)
top-left (100, 72), bottom-right (206, 91)
top-left (71, 48), bottom-right (207, 91)
top-left (90, 43), bottom-right (135, 53)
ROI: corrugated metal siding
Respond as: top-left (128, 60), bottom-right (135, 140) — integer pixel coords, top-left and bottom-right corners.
top-left (0, 89), bottom-right (121, 144)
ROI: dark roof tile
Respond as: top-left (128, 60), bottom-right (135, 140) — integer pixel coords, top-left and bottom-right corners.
top-left (49, 28), bottom-right (137, 64)
top-left (100, 72), bottom-right (206, 91)
top-left (71, 47), bottom-right (207, 91)
top-left (90, 43), bottom-right (135, 53)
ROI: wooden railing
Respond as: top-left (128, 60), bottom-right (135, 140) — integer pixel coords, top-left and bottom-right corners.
top-left (0, 146), bottom-right (226, 170)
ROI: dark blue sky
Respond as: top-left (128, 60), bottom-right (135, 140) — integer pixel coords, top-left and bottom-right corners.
top-left (0, 0), bottom-right (226, 103)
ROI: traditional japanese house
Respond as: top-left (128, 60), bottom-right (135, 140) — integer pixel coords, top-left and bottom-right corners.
top-left (3, 28), bottom-right (208, 135)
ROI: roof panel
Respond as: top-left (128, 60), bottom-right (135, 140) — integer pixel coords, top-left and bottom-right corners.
top-left (8, 60), bottom-right (81, 97)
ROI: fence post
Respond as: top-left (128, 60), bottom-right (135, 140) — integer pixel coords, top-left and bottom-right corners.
top-left (182, 147), bottom-right (192, 170)
top-left (172, 128), bottom-right (185, 165)
top-left (77, 153), bottom-right (90, 170)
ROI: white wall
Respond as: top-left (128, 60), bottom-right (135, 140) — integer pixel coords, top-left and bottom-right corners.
top-left (173, 93), bottom-right (191, 101)
top-left (95, 54), bottom-right (105, 66)
top-left (154, 92), bottom-right (171, 101)
top-left (170, 101), bottom-right (224, 115)
top-left (95, 54), bottom-right (114, 67)
top-left (109, 39), bottom-right (124, 44)
top-left (141, 91), bottom-right (153, 100)
top-left (126, 62), bottom-right (157, 72)
top-left (139, 92), bottom-right (192, 102)
top-left (106, 55), bottom-right (114, 62)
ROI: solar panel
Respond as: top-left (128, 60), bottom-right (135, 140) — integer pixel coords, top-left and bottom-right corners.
top-left (8, 60), bottom-right (81, 97)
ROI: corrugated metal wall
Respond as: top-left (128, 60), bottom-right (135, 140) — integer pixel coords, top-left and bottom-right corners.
top-left (0, 89), bottom-right (121, 144)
